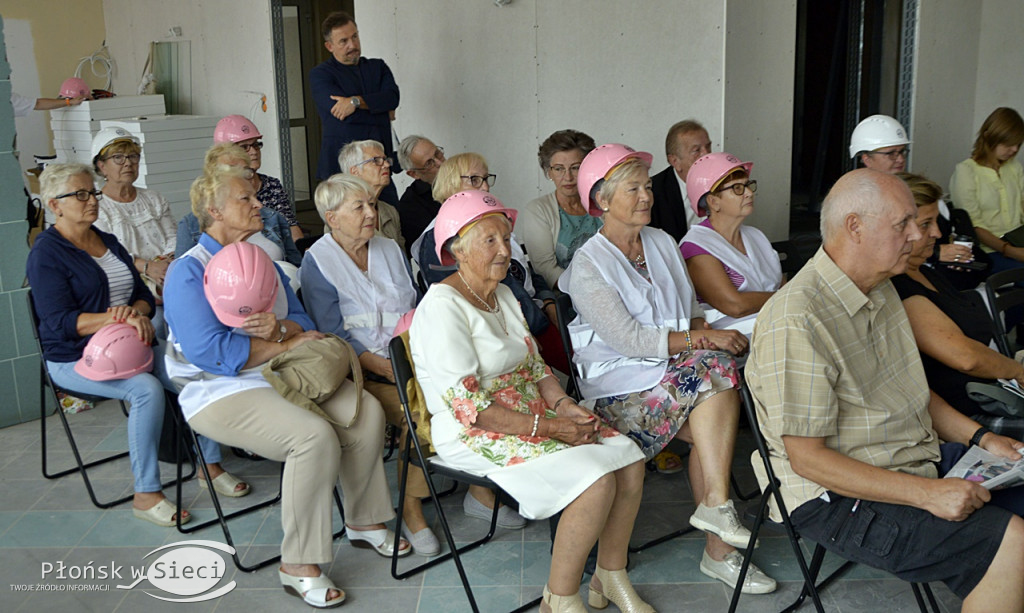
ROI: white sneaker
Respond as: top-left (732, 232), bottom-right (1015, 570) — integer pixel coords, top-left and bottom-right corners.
top-left (700, 550), bottom-right (777, 594)
top-left (462, 492), bottom-right (527, 529)
top-left (690, 500), bottom-right (758, 548)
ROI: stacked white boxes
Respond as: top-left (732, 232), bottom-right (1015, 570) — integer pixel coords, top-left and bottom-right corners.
top-left (100, 115), bottom-right (218, 219)
top-left (49, 95), bottom-right (166, 164)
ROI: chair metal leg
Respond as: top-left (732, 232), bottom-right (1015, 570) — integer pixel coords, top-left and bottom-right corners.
top-left (911, 582), bottom-right (940, 613)
top-left (391, 429), bottom-right (501, 613)
top-left (176, 426), bottom-right (345, 573)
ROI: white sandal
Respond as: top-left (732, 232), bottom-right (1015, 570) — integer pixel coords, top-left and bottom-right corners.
top-left (199, 471), bottom-right (251, 498)
top-left (346, 526), bottom-right (412, 557)
top-left (279, 570), bottom-right (346, 609)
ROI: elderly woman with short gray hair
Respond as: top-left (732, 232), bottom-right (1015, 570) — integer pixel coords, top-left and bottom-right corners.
top-left (300, 173), bottom-right (439, 556)
top-left (563, 144), bottom-right (777, 595)
top-left (519, 129), bottom-right (601, 288)
top-left (338, 139), bottom-right (404, 252)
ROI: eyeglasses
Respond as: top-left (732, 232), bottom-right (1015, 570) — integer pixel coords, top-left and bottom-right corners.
top-left (549, 164), bottom-right (581, 178)
top-left (461, 174), bottom-right (497, 188)
top-left (409, 147), bottom-right (445, 172)
top-left (55, 189), bottom-right (103, 202)
top-left (714, 180), bottom-right (758, 196)
top-left (239, 141), bottom-right (264, 152)
top-left (104, 153), bottom-right (141, 166)
top-left (356, 156), bottom-right (393, 168)
top-left (869, 147), bottom-right (909, 160)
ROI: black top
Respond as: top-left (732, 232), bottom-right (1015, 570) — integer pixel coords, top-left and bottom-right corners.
top-left (648, 166), bottom-right (689, 243)
top-left (892, 266), bottom-right (993, 416)
top-left (397, 179), bottom-right (442, 256)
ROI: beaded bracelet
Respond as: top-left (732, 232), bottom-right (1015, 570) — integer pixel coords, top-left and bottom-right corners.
top-left (530, 414), bottom-right (540, 437)
top-left (684, 330), bottom-right (692, 353)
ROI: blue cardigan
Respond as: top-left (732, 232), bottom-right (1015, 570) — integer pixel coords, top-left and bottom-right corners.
top-left (27, 226), bottom-right (155, 362)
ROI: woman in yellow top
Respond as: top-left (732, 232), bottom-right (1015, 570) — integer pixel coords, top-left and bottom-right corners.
top-left (950, 107), bottom-right (1024, 274)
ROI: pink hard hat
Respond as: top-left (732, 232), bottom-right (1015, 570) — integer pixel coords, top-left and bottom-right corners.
top-left (577, 143), bottom-right (653, 216)
top-left (434, 190), bottom-right (518, 266)
top-left (213, 115), bottom-right (263, 144)
top-left (203, 242), bottom-right (279, 327)
top-left (393, 309), bottom-right (416, 338)
top-left (74, 323), bottom-right (153, 381)
top-left (685, 152), bottom-right (754, 217)
top-left (60, 77), bottom-right (90, 99)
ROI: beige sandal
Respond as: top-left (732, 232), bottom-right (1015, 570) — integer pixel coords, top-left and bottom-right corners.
top-left (199, 471), bottom-right (251, 498)
top-left (279, 570), bottom-right (346, 608)
top-left (133, 499), bottom-right (190, 527)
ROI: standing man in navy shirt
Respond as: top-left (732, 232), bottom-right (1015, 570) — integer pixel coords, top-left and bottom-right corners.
top-left (311, 11), bottom-right (400, 204)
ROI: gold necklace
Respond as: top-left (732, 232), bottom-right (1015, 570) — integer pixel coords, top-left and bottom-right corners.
top-left (457, 270), bottom-right (508, 335)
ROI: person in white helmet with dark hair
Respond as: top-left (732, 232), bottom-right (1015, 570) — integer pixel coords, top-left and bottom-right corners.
top-left (851, 114), bottom-right (988, 290)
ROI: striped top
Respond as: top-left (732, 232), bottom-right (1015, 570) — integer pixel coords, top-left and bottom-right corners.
top-left (92, 250), bottom-right (134, 307)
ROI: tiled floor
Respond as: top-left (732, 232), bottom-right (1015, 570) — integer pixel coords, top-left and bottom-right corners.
top-left (0, 400), bottom-right (962, 612)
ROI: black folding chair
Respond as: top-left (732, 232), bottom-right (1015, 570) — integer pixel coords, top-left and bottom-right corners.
top-left (388, 336), bottom-right (541, 613)
top-left (983, 267), bottom-right (1024, 356)
top-left (730, 384), bottom-right (939, 613)
top-left (29, 290), bottom-right (193, 508)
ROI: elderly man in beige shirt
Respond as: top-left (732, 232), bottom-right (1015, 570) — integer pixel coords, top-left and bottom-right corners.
top-left (747, 169), bottom-right (1024, 613)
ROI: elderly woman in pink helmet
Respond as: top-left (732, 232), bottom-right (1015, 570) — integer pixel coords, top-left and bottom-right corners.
top-left (164, 162), bottom-right (408, 610)
top-left (562, 144), bottom-right (778, 596)
top-left (26, 163), bottom-right (244, 528)
top-left (679, 153), bottom-right (783, 337)
top-left (213, 114), bottom-right (304, 241)
top-left (410, 190), bottom-right (647, 613)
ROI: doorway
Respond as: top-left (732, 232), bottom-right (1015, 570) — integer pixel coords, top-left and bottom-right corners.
top-left (789, 0), bottom-right (912, 239)
top-left (273, 0), bottom-right (354, 234)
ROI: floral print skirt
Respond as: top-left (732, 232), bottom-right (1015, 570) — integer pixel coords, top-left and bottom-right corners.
top-left (594, 350), bottom-right (739, 461)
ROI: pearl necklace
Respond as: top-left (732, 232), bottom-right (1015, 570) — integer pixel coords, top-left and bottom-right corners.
top-left (458, 270), bottom-right (508, 335)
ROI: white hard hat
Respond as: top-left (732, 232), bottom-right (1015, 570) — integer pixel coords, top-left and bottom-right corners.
top-left (849, 115), bottom-right (911, 159)
top-left (91, 127), bottom-right (140, 162)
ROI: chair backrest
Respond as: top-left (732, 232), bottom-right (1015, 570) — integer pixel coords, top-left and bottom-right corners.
top-left (983, 267), bottom-right (1024, 356)
top-left (390, 336), bottom-right (416, 409)
top-left (552, 293), bottom-right (582, 399)
top-left (740, 383), bottom-right (792, 519)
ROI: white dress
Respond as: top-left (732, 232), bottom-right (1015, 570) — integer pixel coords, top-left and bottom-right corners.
top-left (409, 283), bottom-right (643, 519)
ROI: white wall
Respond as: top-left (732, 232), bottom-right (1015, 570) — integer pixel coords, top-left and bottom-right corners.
top-left (723, 0), bottom-right (796, 240)
top-left (101, 0), bottom-right (282, 180)
top-left (909, 0), bottom-right (981, 192)
top-left (357, 0), bottom-right (739, 217)
top-left (972, 0), bottom-right (1024, 134)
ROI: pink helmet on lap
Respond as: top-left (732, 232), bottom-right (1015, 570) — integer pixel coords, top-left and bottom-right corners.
top-left (60, 77), bottom-right (90, 99)
top-left (74, 323), bottom-right (153, 381)
top-left (203, 242), bottom-right (279, 327)
top-left (214, 115), bottom-right (263, 144)
top-left (685, 152), bottom-right (753, 218)
top-left (577, 143), bottom-right (653, 216)
top-left (434, 190), bottom-right (518, 266)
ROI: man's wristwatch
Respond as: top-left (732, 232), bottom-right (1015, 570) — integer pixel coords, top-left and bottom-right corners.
top-left (275, 323), bottom-right (287, 343)
top-left (350, 97), bottom-right (361, 109)
top-left (969, 426), bottom-right (992, 447)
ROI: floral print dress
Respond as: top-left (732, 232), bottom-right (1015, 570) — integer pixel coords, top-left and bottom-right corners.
top-left (595, 349), bottom-right (739, 460)
top-left (410, 283), bottom-right (644, 520)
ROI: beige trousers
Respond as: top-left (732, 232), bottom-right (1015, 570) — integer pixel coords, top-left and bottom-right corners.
top-left (189, 381), bottom-right (393, 564)
top-left (364, 380), bottom-right (429, 499)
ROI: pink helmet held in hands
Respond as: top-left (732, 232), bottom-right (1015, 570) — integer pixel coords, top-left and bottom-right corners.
top-left (60, 77), bottom-right (90, 99)
top-left (685, 152), bottom-right (754, 218)
top-left (433, 190), bottom-right (518, 266)
top-left (203, 242), bottom-right (280, 327)
top-left (213, 115), bottom-right (263, 144)
top-left (577, 144), bottom-right (653, 216)
top-left (74, 323), bottom-right (154, 381)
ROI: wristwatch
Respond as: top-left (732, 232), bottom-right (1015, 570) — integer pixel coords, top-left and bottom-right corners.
top-left (275, 323), bottom-right (287, 343)
top-left (969, 426), bottom-right (992, 447)
top-left (350, 97), bottom-right (361, 109)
